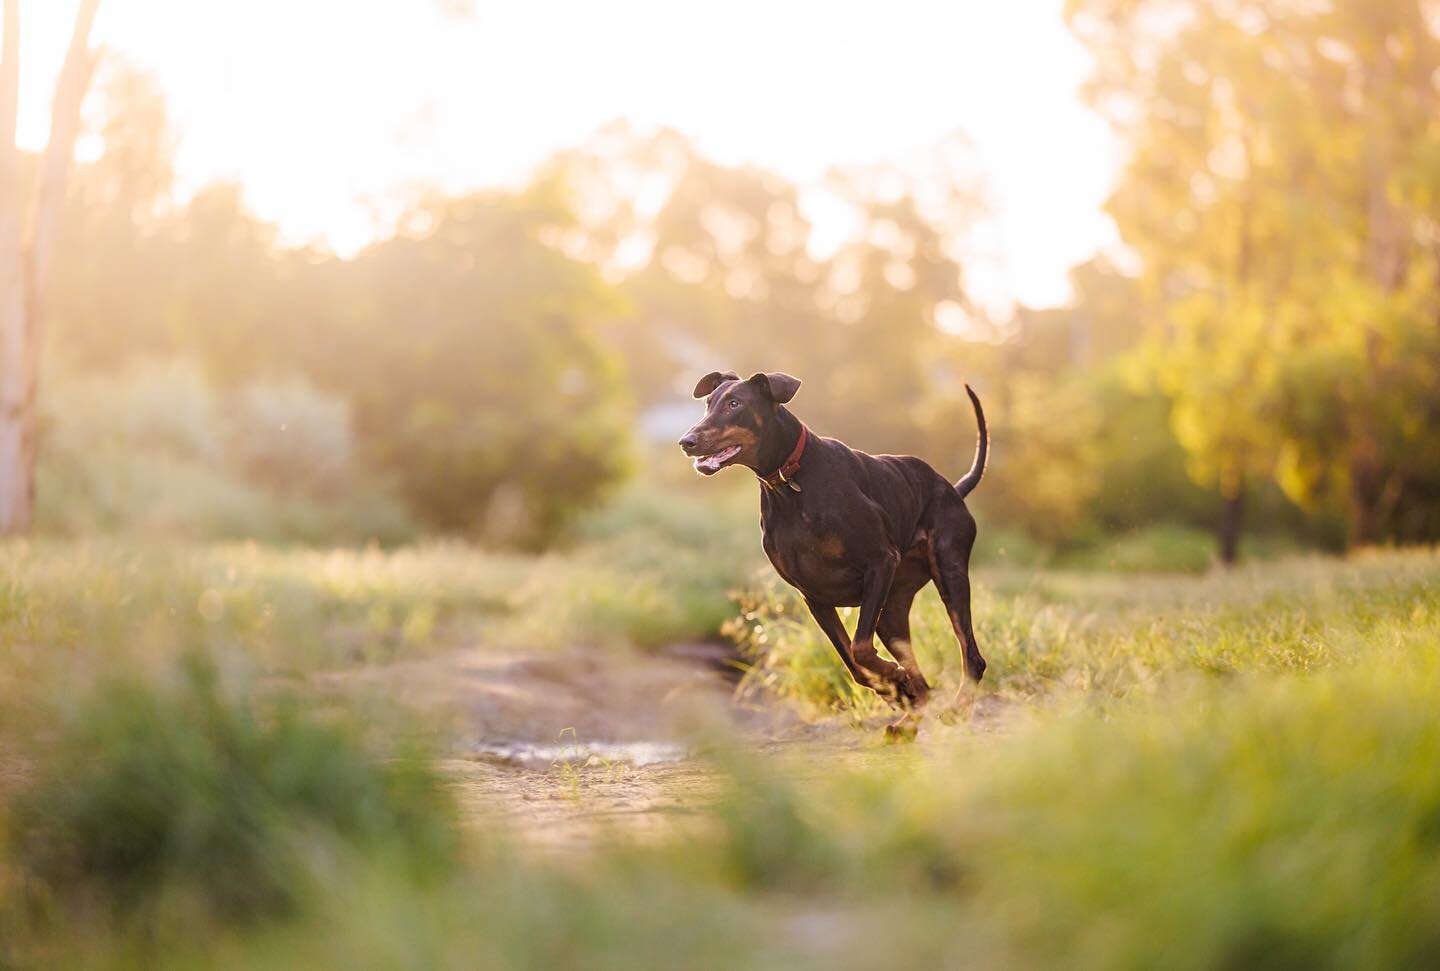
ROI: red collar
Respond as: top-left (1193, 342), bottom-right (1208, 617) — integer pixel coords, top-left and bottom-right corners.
top-left (759, 424), bottom-right (808, 491)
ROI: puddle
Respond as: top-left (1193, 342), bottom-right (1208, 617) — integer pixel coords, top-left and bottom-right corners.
top-left (471, 739), bottom-right (689, 769)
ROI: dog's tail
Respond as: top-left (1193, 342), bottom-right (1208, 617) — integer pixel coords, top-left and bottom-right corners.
top-left (955, 384), bottom-right (988, 499)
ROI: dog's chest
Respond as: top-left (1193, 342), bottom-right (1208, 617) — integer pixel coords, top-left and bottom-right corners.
top-left (760, 502), bottom-right (862, 602)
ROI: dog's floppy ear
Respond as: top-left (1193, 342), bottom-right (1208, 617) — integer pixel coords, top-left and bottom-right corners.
top-left (748, 372), bottom-right (802, 404)
top-left (693, 371), bottom-right (739, 398)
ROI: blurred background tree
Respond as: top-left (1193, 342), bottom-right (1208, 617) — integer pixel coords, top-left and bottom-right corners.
top-left (1069, 0), bottom-right (1440, 558)
top-left (0, 0), bottom-right (101, 535)
top-left (9, 0), bottom-right (1438, 558)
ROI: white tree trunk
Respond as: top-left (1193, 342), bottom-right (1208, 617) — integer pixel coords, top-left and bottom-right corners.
top-left (0, 0), bottom-right (29, 532)
top-left (0, 0), bottom-right (100, 535)
top-left (0, 259), bottom-right (31, 534)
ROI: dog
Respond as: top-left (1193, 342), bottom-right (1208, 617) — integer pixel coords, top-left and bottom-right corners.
top-left (679, 371), bottom-right (988, 708)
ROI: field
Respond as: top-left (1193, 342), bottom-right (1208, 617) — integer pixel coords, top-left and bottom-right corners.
top-left (2, 490), bottom-right (1438, 969)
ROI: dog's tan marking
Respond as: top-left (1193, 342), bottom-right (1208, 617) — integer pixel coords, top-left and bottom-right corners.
top-left (720, 427), bottom-right (758, 449)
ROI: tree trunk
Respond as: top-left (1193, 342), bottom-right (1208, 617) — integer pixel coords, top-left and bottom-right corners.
top-left (1217, 483), bottom-right (1244, 567)
top-left (0, 0), bottom-right (101, 535)
top-left (0, 0), bottom-right (28, 532)
top-left (0, 279), bottom-right (34, 533)
top-left (1347, 443), bottom-right (1384, 549)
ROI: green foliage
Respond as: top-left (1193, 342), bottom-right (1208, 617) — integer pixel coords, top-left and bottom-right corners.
top-left (36, 357), bottom-right (415, 544)
top-left (0, 484), bottom-right (763, 696)
top-left (51, 84), bottom-right (635, 545)
top-left (950, 667), bottom-right (1440, 969)
top-left (735, 547), bottom-right (1440, 709)
top-left (543, 124), bottom-right (988, 459)
top-left (1053, 523), bottom-right (1214, 573)
top-left (9, 655), bottom-right (457, 926)
top-left (45, 52), bottom-right (1440, 559)
top-left (1083, 377), bottom-right (1215, 531)
top-left (1070, 0), bottom-right (1440, 546)
top-left (969, 373), bottom-right (1102, 544)
top-left (699, 648), bottom-right (1440, 969)
top-left (325, 185), bottom-right (634, 542)
top-left (2, 544), bottom-right (1439, 968)
top-left (507, 474), bottom-right (763, 649)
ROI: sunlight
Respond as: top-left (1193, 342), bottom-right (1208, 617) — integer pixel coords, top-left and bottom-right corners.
top-left (16, 0), bottom-right (1118, 308)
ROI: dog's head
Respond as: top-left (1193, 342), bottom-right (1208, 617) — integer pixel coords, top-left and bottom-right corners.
top-left (678, 371), bottom-right (802, 475)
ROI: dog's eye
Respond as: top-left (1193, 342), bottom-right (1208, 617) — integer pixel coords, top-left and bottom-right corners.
top-left (727, 399), bottom-right (741, 410)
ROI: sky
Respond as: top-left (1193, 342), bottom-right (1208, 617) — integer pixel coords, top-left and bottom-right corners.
top-left (14, 0), bottom-right (1123, 312)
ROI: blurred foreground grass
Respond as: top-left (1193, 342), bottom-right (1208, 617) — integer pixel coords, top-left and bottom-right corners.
top-left (1, 511), bottom-right (1437, 967)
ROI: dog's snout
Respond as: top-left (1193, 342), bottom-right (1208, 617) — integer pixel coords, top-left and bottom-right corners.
top-left (678, 432), bottom-right (700, 453)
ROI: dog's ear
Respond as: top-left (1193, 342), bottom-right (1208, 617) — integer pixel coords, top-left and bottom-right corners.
top-left (693, 371), bottom-right (739, 398)
top-left (748, 372), bottom-right (801, 404)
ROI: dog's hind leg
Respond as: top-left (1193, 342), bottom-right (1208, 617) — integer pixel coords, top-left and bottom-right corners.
top-left (847, 548), bottom-right (912, 696)
top-left (875, 559), bottom-right (933, 706)
top-left (924, 503), bottom-right (987, 683)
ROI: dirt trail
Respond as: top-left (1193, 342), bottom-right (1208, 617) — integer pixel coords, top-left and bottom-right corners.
top-left (327, 644), bottom-right (1020, 851)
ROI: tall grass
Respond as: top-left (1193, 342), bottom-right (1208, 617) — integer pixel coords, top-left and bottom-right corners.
top-left (734, 547), bottom-right (1440, 712)
top-left (1, 532), bottom-right (1437, 968)
top-left (688, 649), bottom-right (1440, 968)
top-left (1, 653), bottom-right (458, 965)
top-left (29, 646), bottom-right (1440, 970)
top-left (0, 480), bottom-right (764, 696)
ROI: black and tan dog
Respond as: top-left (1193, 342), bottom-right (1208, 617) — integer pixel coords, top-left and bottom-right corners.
top-left (679, 371), bottom-right (988, 708)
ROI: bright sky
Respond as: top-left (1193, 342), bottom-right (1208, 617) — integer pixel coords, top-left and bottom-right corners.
top-left (15, 0), bottom-right (1122, 311)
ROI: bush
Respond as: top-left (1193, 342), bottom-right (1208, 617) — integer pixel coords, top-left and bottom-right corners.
top-left (693, 656), bottom-right (1440, 969)
top-left (37, 358), bottom-right (416, 544)
top-left (952, 666), bottom-right (1440, 969)
top-left (229, 376), bottom-right (355, 496)
top-left (10, 655), bottom-right (458, 925)
top-left (327, 187), bottom-right (636, 545)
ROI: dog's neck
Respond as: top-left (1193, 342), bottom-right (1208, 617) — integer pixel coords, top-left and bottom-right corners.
top-left (754, 406), bottom-right (804, 477)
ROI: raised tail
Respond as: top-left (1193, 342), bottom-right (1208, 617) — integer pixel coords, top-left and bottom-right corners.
top-left (955, 384), bottom-right (988, 498)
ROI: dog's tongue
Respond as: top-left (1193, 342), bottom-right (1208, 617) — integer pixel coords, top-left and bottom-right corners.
top-left (694, 444), bottom-right (741, 474)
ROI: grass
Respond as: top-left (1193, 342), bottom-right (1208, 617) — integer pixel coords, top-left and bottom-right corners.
top-left (0, 478), bottom-right (763, 693)
top-left (733, 546), bottom-right (1440, 714)
top-left (12, 654), bottom-right (455, 917)
top-left (1, 515), bottom-right (1438, 967)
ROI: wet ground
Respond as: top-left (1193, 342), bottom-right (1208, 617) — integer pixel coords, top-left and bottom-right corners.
top-left (325, 642), bottom-right (1023, 850)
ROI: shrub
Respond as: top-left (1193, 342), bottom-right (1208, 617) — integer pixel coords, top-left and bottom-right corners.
top-left (953, 666), bottom-right (1440, 969)
top-left (37, 357), bottom-right (416, 544)
top-left (229, 376), bottom-right (355, 496)
top-left (10, 655), bottom-right (458, 925)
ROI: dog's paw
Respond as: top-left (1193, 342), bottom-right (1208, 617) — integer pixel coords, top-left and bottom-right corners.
top-left (899, 676), bottom-right (932, 710)
top-left (883, 717), bottom-right (919, 743)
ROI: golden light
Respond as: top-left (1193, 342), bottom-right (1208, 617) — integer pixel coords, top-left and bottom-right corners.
top-left (19, 0), bottom-right (1121, 310)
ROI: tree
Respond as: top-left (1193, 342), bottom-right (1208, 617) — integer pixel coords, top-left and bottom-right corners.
top-left (50, 64), bottom-right (178, 372)
top-left (542, 123), bottom-right (989, 458)
top-left (0, 0), bottom-right (103, 534)
top-left (309, 184), bottom-right (633, 543)
top-left (1068, 0), bottom-right (1440, 556)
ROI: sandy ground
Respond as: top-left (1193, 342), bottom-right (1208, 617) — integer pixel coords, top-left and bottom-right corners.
top-left (325, 643), bottom-right (1022, 851)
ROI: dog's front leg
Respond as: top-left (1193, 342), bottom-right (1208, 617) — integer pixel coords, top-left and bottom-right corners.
top-left (848, 548), bottom-right (908, 693)
top-left (803, 597), bottom-right (878, 691)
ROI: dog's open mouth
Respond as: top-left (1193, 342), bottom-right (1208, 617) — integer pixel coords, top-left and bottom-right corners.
top-left (693, 444), bottom-right (742, 475)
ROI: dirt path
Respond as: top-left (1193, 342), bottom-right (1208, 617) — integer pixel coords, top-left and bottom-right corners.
top-left (326, 644), bottom-right (1020, 851)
